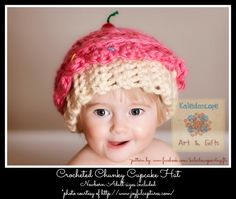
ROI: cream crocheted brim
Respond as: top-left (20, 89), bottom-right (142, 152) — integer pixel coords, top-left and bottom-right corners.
top-left (64, 59), bottom-right (178, 132)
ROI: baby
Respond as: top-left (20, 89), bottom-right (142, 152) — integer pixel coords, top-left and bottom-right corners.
top-left (53, 11), bottom-right (188, 165)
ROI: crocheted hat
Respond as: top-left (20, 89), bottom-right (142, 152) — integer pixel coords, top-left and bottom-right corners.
top-left (53, 11), bottom-right (188, 132)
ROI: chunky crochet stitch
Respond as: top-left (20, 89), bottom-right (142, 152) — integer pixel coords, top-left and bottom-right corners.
top-left (53, 18), bottom-right (188, 132)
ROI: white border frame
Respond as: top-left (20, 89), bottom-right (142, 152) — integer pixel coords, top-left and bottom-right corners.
top-left (5, 5), bottom-right (231, 168)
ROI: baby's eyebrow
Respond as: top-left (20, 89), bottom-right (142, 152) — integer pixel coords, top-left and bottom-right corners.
top-left (129, 103), bottom-right (152, 108)
top-left (85, 101), bottom-right (153, 109)
top-left (84, 102), bottom-right (109, 109)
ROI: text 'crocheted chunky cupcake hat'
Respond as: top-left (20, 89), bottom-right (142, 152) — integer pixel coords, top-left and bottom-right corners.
top-left (53, 11), bottom-right (188, 132)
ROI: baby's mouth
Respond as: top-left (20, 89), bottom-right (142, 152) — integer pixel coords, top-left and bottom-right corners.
top-left (108, 140), bottom-right (130, 148)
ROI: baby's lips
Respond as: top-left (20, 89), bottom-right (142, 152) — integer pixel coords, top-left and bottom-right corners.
top-left (109, 141), bottom-right (122, 146)
top-left (108, 140), bottom-right (129, 146)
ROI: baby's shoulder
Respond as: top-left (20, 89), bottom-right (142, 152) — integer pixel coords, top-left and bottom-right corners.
top-left (149, 139), bottom-right (181, 165)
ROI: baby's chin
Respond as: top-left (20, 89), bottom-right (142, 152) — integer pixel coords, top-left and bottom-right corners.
top-left (104, 151), bottom-right (135, 164)
top-left (105, 155), bottom-right (131, 164)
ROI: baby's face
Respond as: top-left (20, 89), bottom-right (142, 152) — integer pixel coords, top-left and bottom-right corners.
top-left (79, 89), bottom-right (158, 163)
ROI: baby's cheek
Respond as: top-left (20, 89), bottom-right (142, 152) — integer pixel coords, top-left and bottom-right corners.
top-left (132, 125), bottom-right (156, 139)
top-left (86, 123), bottom-right (110, 138)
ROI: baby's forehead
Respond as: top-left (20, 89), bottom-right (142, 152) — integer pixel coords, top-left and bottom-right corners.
top-left (88, 88), bottom-right (156, 105)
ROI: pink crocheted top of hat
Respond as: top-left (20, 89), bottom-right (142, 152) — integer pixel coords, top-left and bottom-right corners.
top-left (53, 11), bottom-right (188, 132)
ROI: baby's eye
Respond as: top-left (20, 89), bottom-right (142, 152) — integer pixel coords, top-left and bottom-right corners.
top-left (94, 109), bottom-right (110, 116)
top-left (129, 108), bottom-right (144, 116)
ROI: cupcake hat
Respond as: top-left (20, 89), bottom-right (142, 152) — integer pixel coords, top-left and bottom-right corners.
top-left (53, 11), bottom-right (188, 132)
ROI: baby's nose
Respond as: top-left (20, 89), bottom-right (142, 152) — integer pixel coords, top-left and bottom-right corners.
top-left (110, 114), bottom-right (127, 134)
